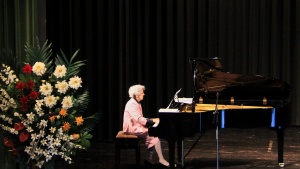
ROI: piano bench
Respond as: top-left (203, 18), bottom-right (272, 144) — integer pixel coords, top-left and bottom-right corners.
top-left (115, 131), bottom-right (140, 169)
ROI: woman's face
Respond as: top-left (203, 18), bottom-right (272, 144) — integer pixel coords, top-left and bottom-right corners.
top-left (135, 90), bottom-right (145, 102)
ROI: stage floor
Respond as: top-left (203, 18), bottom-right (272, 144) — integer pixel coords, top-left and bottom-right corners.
top-left (56, 127), bottom-right (300, 169)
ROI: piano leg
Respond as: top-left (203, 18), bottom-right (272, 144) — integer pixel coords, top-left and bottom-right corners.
top-left (276, 107), bottom-right (286, 167)
top-left (168, 139), bottom-right (176, 169)
top-left (277, 126), bottom-right (285, 167)
top-left (177, 140), bottom-right (184, 167)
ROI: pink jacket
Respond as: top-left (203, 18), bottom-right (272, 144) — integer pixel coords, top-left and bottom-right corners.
top-left (123, 98), bottom-right (148, 135)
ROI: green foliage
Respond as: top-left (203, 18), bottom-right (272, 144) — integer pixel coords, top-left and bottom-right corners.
top-left (55, 49), bottom-right (86, 79)
top-left (24, 38), bottom-right (54, 73)
top-left (0, 48), bottom-right (21, 74)
top-left (81, 112), bottom-right (101, 133)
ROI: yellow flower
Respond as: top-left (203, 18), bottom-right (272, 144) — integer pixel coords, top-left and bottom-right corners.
top-left (39, 82), bottom-right (53, 96)
top-left (55, 80), bottom-right (69, 94)
top-left (53, 65), bottom-right (67, 78)
top-left (32, 62), bottom-right (46, 76)
top-left (59, 109), bottom-right (68, 117)
top-left (43, 95), bottom-right (57, 108)
top-left (62, 96), bottom-right (73, 109)
top-left (75, 116), bottom-right (84, 126)
top-left (62, 122), bottom-right (71, 131)
top-left (68, 76), bottom-right (82, 90)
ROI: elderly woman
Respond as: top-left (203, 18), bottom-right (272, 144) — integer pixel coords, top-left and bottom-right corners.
top-left (123, 84), bottom-right (169, 167)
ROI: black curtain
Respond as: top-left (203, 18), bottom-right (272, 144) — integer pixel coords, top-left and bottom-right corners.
top-left (46, 0), bottom-right (300, 141)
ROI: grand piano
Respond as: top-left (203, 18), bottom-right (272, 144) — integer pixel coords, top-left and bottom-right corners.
top-left (149, 58), bottom-right (292, 168)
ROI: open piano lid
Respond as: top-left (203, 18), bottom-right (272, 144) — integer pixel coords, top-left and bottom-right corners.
top-left (189, 58), bottom-right (292, 107)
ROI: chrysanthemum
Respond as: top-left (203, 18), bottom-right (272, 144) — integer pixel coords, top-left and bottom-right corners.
top-left (53, 65), bottom-right (67, 78)
top-left (49, 115), bottom-right (56, 122)
top-left (29, 90), bottom-right (38, 99)
top-left (62, 96), bottom-right (73, 109)
top-left (32, 62), bottom-right (46, 76)
top-left (68, 76), bottom-right (82, 90)
top-left (62, 122), bottom-right (71, 131)
top-left (22, 64), bottom-right (32, 74)
top-left (43, 95), bottom-right (57, 108)
top-left (75, 116), bottom-right (84, 126)
top-left (15, 82), bottom-right (25, 90)
top-left (59, 109), bottom-right (68, 117)
top-left (55, 81), bottom-right (69, 94)
top-left (39, 82), bottom-right (53, 96)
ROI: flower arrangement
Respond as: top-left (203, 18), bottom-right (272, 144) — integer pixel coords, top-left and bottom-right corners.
top-left (0, 40), bottom-right (98, 168)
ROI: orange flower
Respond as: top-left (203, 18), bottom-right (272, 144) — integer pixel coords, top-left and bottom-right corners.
top-left (75, 116), bottom-right (84, 126)
top-left (59, 109), bottom-right (68, 117)
top-left (49, 115), bottom-right (56, 122)
top-left (62, 122), bottom-right (71, 131)
top-left (71, 134), bottom-right (80, 140)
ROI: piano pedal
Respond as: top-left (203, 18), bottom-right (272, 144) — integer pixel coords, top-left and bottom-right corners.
top-left (279, 163), bottom-right (284, 167)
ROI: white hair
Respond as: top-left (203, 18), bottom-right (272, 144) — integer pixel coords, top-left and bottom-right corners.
top-left (128, 84), bottom-right (145, 98)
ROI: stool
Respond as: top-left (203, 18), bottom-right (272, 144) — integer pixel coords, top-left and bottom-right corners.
top-left (115, 131), bottom-right (140, 169)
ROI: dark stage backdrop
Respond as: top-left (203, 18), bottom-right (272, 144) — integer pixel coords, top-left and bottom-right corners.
top-left (45, 0), bottom-right (300, 141)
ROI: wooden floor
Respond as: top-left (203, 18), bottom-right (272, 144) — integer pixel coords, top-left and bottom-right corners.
top-left (56, 127), bottom-right (300, 169)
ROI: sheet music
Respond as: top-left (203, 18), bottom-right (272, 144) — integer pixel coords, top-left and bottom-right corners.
top-left (175, 98), bottom-right (193, 104)
top-left (158, 108), bottom-right (180, 113)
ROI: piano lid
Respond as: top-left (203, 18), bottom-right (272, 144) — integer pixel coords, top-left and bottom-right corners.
top-left (189, 58), bottom-right (292, 107)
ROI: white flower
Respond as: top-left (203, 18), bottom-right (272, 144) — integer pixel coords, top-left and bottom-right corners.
top-left (46, 134), bottom-right (54, 141)
top-left (40, 139), bottom-right (47, 146)
top-left (39, 82), bottom-right (53, 96)
top-left (53, 65), bottom-right (67, 78)
top-left (36, 160), bottom-right (44, 168)
top-left (26, 126), bottom-right (34, 133)
top-left (39, 120), bottom-right (48, 127)
top-left (68, 76), bottom-right (82, 90)
top-left (35, 100), bottom-right (44, 107)
top-left (44, 95), bottom-right (57, 108)
top-left (35, 147), bottom-right (43, 155)
top-left (32, 62), bottom-right (47, 76)
top-left (37, 110), bottom-right (45, 117)
top-left (31, 133), bottom-right (38, 141)
top-left (57, 128), bottom-right (63, 135)
top-left (26, 112), bottom-right (35, 121)
top-left (55, 81), bottom-right (69, 94)
top-left (24, 146), bottom-right (33, 154)
top-left (49, 127), bottom-right (56, 133)
top-left (62, 96), bottom-right (73, 109)
top-left (53, 138), bottom-right (61, 147)
top-left (37, 132), bottom-right (45, 139)
top-left (34, 100), bottom-right (45, 116)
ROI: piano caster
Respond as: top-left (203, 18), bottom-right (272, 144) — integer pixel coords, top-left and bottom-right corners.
top-left (279, 163), bottom-right (284, 167)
